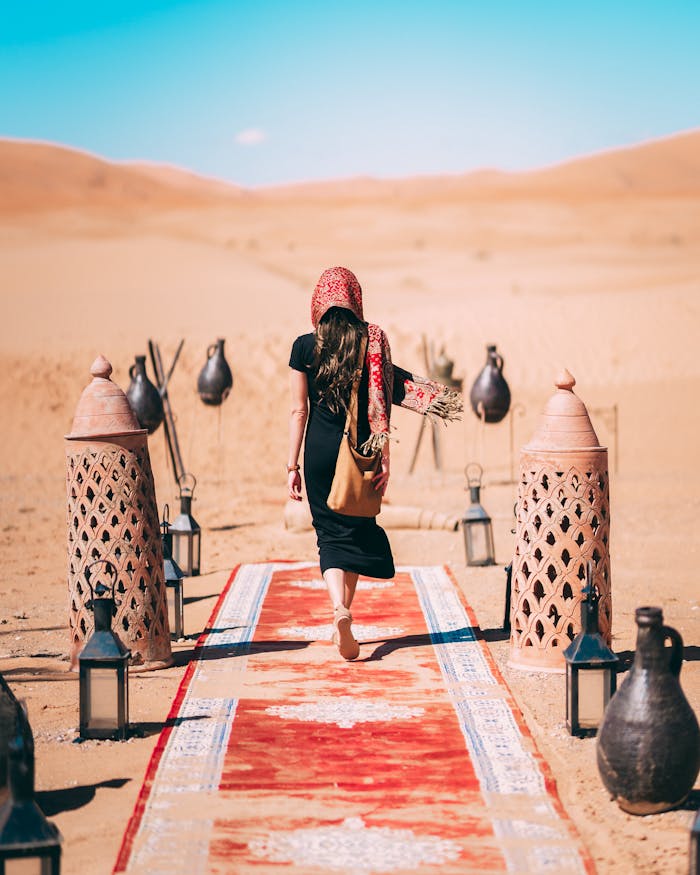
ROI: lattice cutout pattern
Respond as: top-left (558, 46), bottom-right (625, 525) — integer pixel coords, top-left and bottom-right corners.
top-left (510, 461), bottom-right (612, 665)
top-left (66, 442), bottom-right (171, 668)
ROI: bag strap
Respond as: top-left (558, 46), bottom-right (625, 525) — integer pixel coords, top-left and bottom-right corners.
top-left (344, 334), bottom-right (368, 447)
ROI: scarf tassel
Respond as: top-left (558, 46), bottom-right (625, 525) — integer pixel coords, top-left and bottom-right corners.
top-left (359, 432), bottom-right (390, 456)
top-left (427, 390), bottom-right (464, 422)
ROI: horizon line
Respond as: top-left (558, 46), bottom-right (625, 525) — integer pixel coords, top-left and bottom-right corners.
top-left (1, 125), bottom-right (698, 192)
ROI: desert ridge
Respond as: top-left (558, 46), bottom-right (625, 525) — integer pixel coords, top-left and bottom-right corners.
top-left (2, 127), bottom-right (700, 216)
top-left (0, 138), bottom-right (242, 215)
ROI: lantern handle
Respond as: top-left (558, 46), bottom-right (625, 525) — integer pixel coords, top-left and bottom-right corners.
top-left (85, 558), bottom-right (117, 602)
top-left (161, 503), bottom-right (171, 535)
top-left (583, 560), bottom-right (600, 603)
top-left (465, 462), bottom-right (483, 488)
top-left (177, 471), bottom-right (197, 497)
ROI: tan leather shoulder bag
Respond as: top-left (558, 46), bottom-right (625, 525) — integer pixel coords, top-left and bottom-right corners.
top-left (327, 335), bottom-right (382, 517)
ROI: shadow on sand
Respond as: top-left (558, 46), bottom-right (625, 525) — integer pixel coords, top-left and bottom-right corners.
top-left (183, 593), bottom-right (219, 606)
top-left (480, 627), bottom-right (510, 642)
top-left (0, 625), bottom-right (65, 636)
top-left (36, 777), bottom-right (130, 816)
top-left (130, 712), bottom-right (212, 739)
top-left (614, 643), bottom-right (700, 674)
top-left (1, 666), bottom-right (74, 684)
top-left (207, 522), bottom-right (254, 533)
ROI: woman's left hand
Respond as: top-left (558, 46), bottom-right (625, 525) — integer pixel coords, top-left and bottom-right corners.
top-left (288, 469), bottom-right (302, 501)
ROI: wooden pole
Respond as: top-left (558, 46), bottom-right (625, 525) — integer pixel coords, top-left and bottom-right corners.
top-left (149, 339), bottom-right (186, 485)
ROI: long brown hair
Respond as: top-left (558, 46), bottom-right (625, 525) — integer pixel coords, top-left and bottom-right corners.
top-left (314, 307), bottom-right (367, 414)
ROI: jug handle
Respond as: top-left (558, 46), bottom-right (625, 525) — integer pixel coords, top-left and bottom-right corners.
top-left (495, 353), bottom-right (504, 372)
top-left (662, 625), bottom-right (683, 676)
top-left (129, 363), bottom-right (137, 379)
top-left (207, 343), bottom-right (217, 359)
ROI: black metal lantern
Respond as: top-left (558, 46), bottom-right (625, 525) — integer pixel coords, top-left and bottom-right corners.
top-left (461, 463), bottom-right (496, 567)
top-left (0, 717), bottom-right (62, 874)
top-left (162, 505), bottom-right (185, 642)
top-left (690, 809), bottom-right (700, 875)
top-left (563, 563), bottom-right (618, 737)
top-left (78, 561), bottom-right (130, 741)
top-left (169, 473), bottom-right (201, 577)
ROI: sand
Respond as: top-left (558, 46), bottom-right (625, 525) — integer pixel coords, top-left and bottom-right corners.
top-left (0, 129), bottom-right (699, 874)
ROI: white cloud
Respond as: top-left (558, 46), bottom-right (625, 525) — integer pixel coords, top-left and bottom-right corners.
top-left (235, 128), bottom-right (267, 146)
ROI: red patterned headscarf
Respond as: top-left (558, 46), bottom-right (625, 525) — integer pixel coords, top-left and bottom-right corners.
top-left (311, 266), bottom-right (364, 327)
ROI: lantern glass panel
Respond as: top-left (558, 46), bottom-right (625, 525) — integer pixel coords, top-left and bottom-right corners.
top-left (577, 668), bottom-right (610, 728)
top-left (468, 522), bottom-right (487, 562)
top-left (4, 856), bottom-right (54, 874)
top-left (166, 582), bottom-right (184, 640)
top-left (463, 520), bottom-right (494, 566)
top-left (166, 584), bottom-right (174, 628)
top-left (85, 667), bottom-right (119, 731)
top-left (172, 533), bottom-right (192, 577)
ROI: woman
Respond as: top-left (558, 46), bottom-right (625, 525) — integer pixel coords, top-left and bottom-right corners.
top-left (288, 267), bottom-right (461, 661)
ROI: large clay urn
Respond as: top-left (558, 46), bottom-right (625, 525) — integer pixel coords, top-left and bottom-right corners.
top-left (126, 354), bottom-right (164, 434)
top-left (469, 344), bottom-right (511, 423)
top-left (197, 338), bottom-right (233, 406)
top-left (509, 369), bottom-right (611, 671)
top-left (65, 356), bottom-right (172, 671)
top-left (597, 607), bottom-right (700, 814)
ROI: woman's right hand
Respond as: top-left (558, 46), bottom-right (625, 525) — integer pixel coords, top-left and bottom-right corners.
top-left (373, 454), bottom-right (390, 495)
top-left (288, 469), bottom-right (302, 501)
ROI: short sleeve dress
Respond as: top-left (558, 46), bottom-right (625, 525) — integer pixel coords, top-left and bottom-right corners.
top-left (289, 333), bottom-right (395, 579)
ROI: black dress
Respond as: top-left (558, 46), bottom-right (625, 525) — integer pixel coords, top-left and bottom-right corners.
top-left (289, 333), bottom-right (395, 579)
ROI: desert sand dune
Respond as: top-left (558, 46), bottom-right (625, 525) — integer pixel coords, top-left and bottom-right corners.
top-left (0, 138), bottom-right (241, 214)
top-left (520, 127), bottom-right (700, 196)
top-left (259, 127), bottom-right (700, 200)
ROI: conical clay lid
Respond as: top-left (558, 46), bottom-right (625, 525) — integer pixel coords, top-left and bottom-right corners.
top-left (67, 355), bottom-right (145, 439)
top-left (525, 369), bottom-right (602, 451)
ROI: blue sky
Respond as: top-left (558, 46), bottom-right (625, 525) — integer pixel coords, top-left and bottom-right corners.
top-left (1, 1), bottom-right (698, 186)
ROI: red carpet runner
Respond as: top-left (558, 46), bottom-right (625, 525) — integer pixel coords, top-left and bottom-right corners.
top-left (114, 563), bottom-right (594, 874)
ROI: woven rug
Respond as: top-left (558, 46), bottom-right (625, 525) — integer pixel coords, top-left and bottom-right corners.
top-left (114, 563), bottom-right (594, 874)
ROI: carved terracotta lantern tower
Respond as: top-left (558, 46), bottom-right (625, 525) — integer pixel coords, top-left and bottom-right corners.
top-left (65, 355), bottom-right (172, 671)
top-left (509, 370), bottom-right (612, 671)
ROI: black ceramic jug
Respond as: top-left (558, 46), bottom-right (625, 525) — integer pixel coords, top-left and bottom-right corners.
top-left (596, 606), bottom-right (700, 814)
top-left (0, 675), bottom-right (31, 801)
top-left (197, 338), bottom-right (233, 406)
top-left (126, 355), bottom-right (164, 434)
top-left (469, 344), bottom-right (511, 423)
